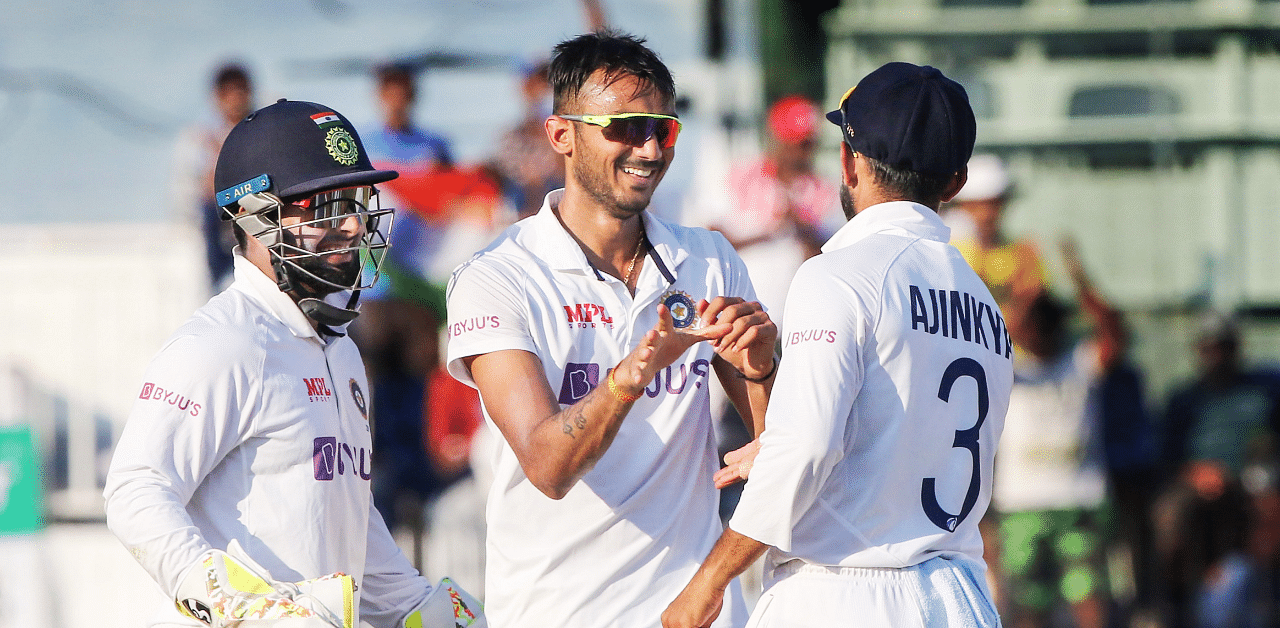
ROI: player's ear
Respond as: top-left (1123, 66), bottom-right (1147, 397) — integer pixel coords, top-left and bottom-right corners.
top-left (939, 166), bottom-right (968, 204)
top-left (840, 143), bottom-right (857, 189)
top-left (546, 115), bottom-right (574, 157)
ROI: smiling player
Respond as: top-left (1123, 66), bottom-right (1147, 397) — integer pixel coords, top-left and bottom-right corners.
top-left (444, 31), bottom-right (777, 628)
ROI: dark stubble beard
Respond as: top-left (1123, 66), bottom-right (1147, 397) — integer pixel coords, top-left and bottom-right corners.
top-left (840, 184), bottom-right (857, 221)
top-left (279, 230), bottom-right (362, 299)
top-left (572, 135), bottom-right (651, 219)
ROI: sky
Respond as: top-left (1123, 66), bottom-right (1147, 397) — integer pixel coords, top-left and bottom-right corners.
top-left (0, 0), bottom-right (747, 224)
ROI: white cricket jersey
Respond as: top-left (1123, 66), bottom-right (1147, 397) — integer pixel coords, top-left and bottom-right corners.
top-left (729, 201), bottom-right (1013, 572)
top-left (104, 255), bottom-right (430, 628)
top-left (445, 190), bottom-right (753, 628)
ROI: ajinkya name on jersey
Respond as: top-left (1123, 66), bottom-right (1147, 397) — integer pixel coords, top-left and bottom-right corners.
top-left (557, 358), bottom-right (713, 406)
top-left (908, 285), bottom-right (1012, 360)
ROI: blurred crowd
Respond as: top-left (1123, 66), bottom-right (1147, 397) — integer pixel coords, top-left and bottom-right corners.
top-left (159, 60), bottom-right (1280, 628)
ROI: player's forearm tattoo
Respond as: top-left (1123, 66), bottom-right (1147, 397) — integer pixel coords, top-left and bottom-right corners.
top-left (561, 405), bottom-right (588, 438)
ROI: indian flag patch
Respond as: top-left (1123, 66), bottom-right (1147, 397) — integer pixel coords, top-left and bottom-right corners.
top-left (311, 112), bottom-right (341, 127)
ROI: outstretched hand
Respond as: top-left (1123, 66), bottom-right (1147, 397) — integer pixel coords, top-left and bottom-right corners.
top-left (611, 304), bottom-right (734, 395)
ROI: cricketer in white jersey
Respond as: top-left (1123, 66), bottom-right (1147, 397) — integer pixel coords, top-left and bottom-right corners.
top-left (664, 62), bottom-right (1012, 628)
top-left (103, 99), bottom-right (483, 628)
top-left (731, 201), bottom-right (1012, 621)
top-left (104, 255), bottom-right (432, 627)
top-left (446, 189), bottom-right (759, 627)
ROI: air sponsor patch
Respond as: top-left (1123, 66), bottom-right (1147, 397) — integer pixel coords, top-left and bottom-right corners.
top-left (215, 174), bottom-right (271, 208)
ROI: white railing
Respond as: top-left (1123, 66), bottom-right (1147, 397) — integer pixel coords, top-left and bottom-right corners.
top-left (0, 223), bottom-right (207, 520)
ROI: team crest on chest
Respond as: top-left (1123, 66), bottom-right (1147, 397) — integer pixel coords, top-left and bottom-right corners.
top-left (660, 289), bottom-right (699, 329)
top-left (349, 378), bottom-right (367, 420)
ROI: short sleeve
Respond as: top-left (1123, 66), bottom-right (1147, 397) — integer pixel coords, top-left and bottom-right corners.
top-left (444, 257), bottom-right (536, 387)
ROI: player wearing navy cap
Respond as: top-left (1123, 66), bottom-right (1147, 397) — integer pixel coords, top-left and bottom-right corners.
top-left (664, 62), bottom-right (1013, 628)
top-left (104, 99), bottom-right (484, 628)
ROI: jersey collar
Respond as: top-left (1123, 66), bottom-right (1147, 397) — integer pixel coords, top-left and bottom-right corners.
top-left (821, 200), bottom-right (951, 254)
top-left (230, 253), bottom-right (321, 340)
top-left (531, 189), bottom-right (685, 285)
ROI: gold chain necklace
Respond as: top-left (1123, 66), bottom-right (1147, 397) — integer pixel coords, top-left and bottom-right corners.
top-left (623, 229), bottom-right (646, 286)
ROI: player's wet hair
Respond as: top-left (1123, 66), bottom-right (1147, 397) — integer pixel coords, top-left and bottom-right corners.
top-left (549, 29), bottom-right (676, 113)
top-left (864, 155), bottom-right (955, 209)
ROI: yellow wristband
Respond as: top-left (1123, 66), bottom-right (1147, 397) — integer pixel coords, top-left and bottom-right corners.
top-left (607, 369), bottom-right (642, 403)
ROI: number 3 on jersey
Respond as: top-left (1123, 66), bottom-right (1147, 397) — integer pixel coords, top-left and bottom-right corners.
top-left (921, 357), bottom-right (988, 532)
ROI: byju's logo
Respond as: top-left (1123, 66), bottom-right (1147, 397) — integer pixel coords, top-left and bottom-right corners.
top-left (313, 437), bottom-right (373, 481)
top-left (137, 382), bottom-right (202, 417)
top-left (558, 362), bottom-right (600, 405)
top-left (304, 377), bottom-right (332, 402)
top-left (555, 359), bottom-right (712, 405)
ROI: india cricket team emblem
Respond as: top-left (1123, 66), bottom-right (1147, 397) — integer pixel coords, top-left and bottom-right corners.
top-left (660, 289), bottom-right (699, 329)
top-left (349, 379), bottom-right (367, 420)
top-left (325, 127), bottom-right (360, 166)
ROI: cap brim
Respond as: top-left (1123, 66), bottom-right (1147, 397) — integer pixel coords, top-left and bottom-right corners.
top-left (279, 168), bottom-right (399, 200)
top-left (825, 109), bottom-right (843, 125)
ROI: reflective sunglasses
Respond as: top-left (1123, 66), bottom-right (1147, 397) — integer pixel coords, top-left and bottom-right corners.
top-left (290, 186), bottom-right (379, 229)
top-left (558, 113), bottom-right (682, 149)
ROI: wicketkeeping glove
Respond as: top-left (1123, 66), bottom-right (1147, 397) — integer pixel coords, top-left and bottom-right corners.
top-left (173, 540), bottom-right (358, 628)
top-left (402, 577), bottom-right (485, 628)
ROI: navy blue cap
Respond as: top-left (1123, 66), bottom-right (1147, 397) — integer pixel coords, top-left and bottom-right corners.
top-left (214, 99), bottom-right (396, 210)
top-left (826, 62), bottom-right (976, 176)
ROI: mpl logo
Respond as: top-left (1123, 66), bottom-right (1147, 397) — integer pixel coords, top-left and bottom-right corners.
top-left (304, 377), bottom-right (332, 402)
top-left (564, 303), bottom-right (614, 329)
top-left (313, 437), bottom-right (373, 481)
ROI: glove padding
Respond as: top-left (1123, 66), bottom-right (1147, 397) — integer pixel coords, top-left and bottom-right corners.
top-left (402, 578), bottom-right (485, 628)
top-left (174, 540), bottom-right (358, 628)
